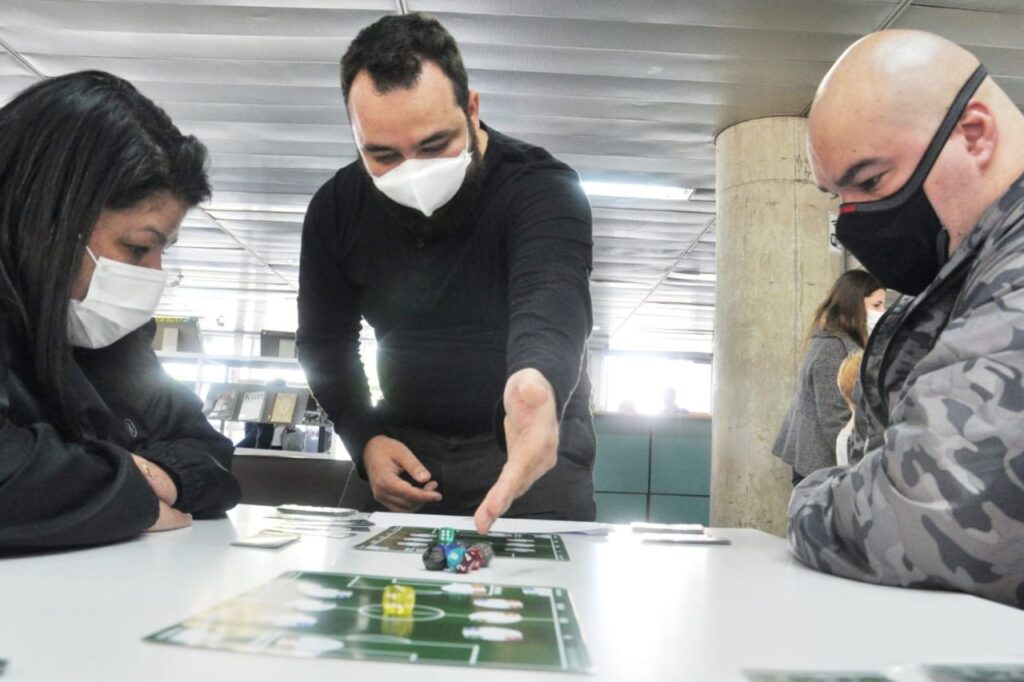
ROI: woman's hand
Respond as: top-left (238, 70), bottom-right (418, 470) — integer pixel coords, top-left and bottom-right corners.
top-left (132, 455), bottom-right (190, 532)
top-left (148, 500), bottom-right (192, 532)
top-left (132, 454), bottom-right (178, 505)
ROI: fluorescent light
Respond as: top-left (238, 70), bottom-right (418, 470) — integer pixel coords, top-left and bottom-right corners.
top-left (581, 181), bottom-right (694, 201)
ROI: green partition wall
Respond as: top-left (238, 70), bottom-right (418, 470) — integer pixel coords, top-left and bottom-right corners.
top-left (592, 413), bottom-right (711, 525)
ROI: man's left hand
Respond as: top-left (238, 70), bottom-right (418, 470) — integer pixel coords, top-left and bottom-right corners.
top-left (474, 368), bottom-right (559, 533)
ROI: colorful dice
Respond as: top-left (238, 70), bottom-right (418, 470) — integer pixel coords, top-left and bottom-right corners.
top-left (469, 542), bottom-right (495, 567)
top-left (422, 543), bottom-right (447, 571)
top-left (381, 584), bottom-right (416, 617)
top-left (445, 545), bottom-right (467, 571)
top-left (457, 546), bottom-right (484, 574)
top-left (435, 527), bottom-right (457, 544)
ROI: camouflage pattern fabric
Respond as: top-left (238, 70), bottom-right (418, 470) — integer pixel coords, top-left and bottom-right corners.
top-left (788, 174), bottom-right (1024, 608)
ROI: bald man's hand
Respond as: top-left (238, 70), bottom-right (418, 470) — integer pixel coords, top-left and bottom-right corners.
top-left (474, 368), bottom-right (559, 533)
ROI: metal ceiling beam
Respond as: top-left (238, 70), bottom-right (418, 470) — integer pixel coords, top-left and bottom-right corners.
top-left (609, 215), bottom-right (716, 339)
top-left (0, 34), bottom-right (46, 79)
top-left (800, 0), bottom-right (913, 116)
top-left (877, 0), bottom-right (914, 30)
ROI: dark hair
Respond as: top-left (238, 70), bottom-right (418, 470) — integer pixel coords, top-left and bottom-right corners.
top-left (808, 270), bottom-right (884, 349)
top-left (0, 70), bottom-right (210, 438)
top-left (341, 13), bottom-right (469, 112)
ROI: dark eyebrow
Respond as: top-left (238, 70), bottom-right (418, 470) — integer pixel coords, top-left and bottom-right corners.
top-left (143, 226), bottom-right (168, 247)
top-left (362, 143), bottom-right (398, 154)
top-left (362, 128), bottom-right (458, 154)
top-left (835, 158), bottom-right (883, 188)
top-left (415, 129), bottom-right (457, 149)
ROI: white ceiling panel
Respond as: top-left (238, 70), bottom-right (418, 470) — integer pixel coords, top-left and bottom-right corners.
top-left (0, 0), bottom-right (1012, 353)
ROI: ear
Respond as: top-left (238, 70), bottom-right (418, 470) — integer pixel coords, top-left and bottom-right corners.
top-left (467, 89), bottom-right (481, 130)
top-left (958, 100), bottom-right (997, 170)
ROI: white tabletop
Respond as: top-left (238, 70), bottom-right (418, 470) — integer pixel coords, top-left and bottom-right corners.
top-left (2, 506), bottom-right (1022, 681)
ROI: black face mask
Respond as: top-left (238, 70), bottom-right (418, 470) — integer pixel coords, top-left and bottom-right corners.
top-left (835, 65), bottom-right (988, 295)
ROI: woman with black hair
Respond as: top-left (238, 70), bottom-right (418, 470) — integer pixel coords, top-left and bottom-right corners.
top-left (0, 71), bottom-right (240, 549)
top-left (772, 270), bottom-right (885, 485)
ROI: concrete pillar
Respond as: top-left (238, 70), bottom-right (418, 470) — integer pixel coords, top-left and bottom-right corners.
top-left (711, 116), bottom-right (842, 536)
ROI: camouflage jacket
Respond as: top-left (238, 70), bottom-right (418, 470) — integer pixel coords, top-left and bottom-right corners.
top-left (788, 174), bottom-right (1024, 608)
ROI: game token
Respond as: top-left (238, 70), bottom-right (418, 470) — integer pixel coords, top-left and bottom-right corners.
top-left (381, 584), bottom-right (416, 617)
top-left (297, 583), bottom-right (352, 600)
top-left (258, 613), bottom-right (318, 628)
top-left (473, 598), bottom-right (524, 610)
top-left (469, 611), bottom-right (523, 625)
top-left (274, 634), bottom-right (346, 655)
top-left (440, 583), bottom-right (488, 596)
top-left (285, 598), bottom-right (335, 612)
top-left (462, 626), bottom-right (524, 642)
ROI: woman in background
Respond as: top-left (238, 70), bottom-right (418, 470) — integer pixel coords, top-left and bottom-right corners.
top-left (772, 270), bottom-right (884, 485)
top-left (0, 71), bottom-right (240, 549)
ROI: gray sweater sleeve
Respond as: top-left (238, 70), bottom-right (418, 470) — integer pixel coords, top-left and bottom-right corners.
top-left (810, 338), bottom-right (853, 451)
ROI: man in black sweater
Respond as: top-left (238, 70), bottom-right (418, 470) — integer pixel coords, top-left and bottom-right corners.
top-left (297, 13), bottom-right (595, 532)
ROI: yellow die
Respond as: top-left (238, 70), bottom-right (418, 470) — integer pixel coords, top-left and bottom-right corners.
top-left (381, 584), bottom-right (416, 617)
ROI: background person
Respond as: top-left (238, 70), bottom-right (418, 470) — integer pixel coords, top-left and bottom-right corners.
top-left (772, 270), bottom-right (883, 485)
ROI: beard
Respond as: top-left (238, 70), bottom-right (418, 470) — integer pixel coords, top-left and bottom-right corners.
top-left (367, 124), bottom-right (487, 243)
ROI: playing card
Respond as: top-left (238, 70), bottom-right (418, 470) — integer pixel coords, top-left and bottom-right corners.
top-left (630, 521), bottom-right (705, 534)
top-left (641, 532), bottom-right (731, 545)
top-left (745, 671), bottom-right (892, 682)
top-left (231, 530), bottom-right (301, 549)
top-left (923, 664), bottom-right (1024, 682)
top-left (275, 505), bottom-right (358, 517)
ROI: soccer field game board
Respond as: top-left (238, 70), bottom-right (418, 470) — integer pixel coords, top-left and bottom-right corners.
top-left (146, 571), bottom-right (591, 674)
top-left (355, 526), bottom-right (571, 561)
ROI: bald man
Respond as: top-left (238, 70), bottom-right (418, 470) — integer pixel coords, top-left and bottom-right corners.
top-left (789, 30), bottom-right (1024, 608)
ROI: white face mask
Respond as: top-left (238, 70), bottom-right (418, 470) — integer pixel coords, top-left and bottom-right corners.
top-left (68, 247), bottom-right (168, 348)
top-left (866, 309), bottom-right (885, 334)
top-left (362, 127), bottom-right (472, 217)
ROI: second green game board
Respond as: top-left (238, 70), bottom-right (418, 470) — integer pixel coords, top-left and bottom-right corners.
top-left (356, 526), bottom-right (571, 560)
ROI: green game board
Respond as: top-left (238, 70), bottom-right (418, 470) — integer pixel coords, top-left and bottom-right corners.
top-left (146, 571), bottom-right (591, 674)
top-left (356, 526), bottom-right (571, 561)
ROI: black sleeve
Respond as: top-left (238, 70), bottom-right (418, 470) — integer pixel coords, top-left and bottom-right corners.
top-left (77, 322), bottom-right (241, 519)
top-left (297, 180), bottom-right (383, 476)
top-left (503, 165), bottom-right (593, 419)
top-left (131, 369), bottom-right (241, 518)
top-left (0, 352), bottom-right (159, 550)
